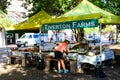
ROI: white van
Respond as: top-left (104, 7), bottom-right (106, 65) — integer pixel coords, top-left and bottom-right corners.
top-left (16, 33), bottom-right (48, 47)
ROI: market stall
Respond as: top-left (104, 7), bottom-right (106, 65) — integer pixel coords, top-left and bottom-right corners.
top-left (41, 18), bottom-right (103, 71)
top-left (8, 46), bottom-right (40, 67)
top-left (67, 45), bottom-right (115, 67)
top-left (40, 0), bottom-right (120, 74)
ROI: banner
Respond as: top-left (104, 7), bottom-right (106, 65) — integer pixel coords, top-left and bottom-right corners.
top-left (42, 19), bottom-right (98, 31)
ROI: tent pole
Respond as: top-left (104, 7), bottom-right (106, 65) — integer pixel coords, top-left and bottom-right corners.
top-left (39, 28), bottom-right (41, 53)
top-left (99, 24), bottom-right (102, 65)
top-left (1, 27), bottom-right (6, 47)
top-left (93, 27), bottom-right (96, 45)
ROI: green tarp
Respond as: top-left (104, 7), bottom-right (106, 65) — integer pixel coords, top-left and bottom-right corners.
top-left (60, 0), bottom-right (120, 25)
top-left (11, 10), bottom-right (52, 32)
top-left (42, 0), bottom-right (120, 28)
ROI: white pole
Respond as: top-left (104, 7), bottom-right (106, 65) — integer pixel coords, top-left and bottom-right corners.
top-left (39, 28), bottom-right (41, 53)
top-left (99, 24), bottom-right (102, 65)
top-left (2, 28), bottom-right (6, 47)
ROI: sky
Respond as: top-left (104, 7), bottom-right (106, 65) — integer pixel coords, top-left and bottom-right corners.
top-left (7, 0), bottom-right (27, 24)
top-left (7, 0), bottom-right (27, 12)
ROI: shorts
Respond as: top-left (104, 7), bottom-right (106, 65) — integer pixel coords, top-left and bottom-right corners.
top-left (55, 51), bottom-right (64, 59)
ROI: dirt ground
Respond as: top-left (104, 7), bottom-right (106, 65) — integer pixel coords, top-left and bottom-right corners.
top-left (0, 44), bottom-right (120, 80)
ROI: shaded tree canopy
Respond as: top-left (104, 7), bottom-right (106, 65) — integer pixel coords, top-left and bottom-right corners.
top-left (0, 0), bottom-right (119, 17)
top-left (21, 0), bottom-right (120, 18)
top-left (0, 0), bottom-right (10, 13)
top-left (90, 0), bottom-right (120, 16)
top-left (22, 0), bottom-right (78, 17)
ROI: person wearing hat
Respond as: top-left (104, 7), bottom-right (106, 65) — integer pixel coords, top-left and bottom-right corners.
top-left (54, 40), bottom-right (70, 74)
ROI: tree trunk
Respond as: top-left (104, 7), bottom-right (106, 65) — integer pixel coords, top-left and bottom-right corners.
top-left (116, 25), bottom-right (120, 43)
top-left (72, 28), bottom-right (84, 42)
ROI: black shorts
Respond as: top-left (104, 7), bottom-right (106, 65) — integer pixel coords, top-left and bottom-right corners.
top-left (55, 51), bottom-right (64, 59)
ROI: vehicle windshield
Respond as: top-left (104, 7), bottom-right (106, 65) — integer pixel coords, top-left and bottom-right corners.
top-left (20, 34), bottom-right (26, 38)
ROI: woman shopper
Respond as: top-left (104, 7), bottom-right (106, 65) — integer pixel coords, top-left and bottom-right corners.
top-left (54, 40), bottom-right (70, 74)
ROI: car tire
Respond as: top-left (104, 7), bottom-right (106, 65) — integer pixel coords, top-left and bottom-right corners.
top-left (17, 45), bottom-right (21, 47)
top-left (24, 42), bottom-right (28, 47)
